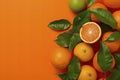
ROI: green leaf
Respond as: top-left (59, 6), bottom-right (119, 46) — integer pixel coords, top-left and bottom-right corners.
top-left (98, 41), bottom-right (113, 72)
top-left (106, 31), bottom-right (120, 42)
top-left (88, 0), bottom-right (96, 7)
top-left (48, 19), bottom-right (71, 30)
top-left (71, 10), bottom-right (91, 33)
top-left (107, 69), bottom-right (120, 80)
top-left (58, 74), bottom-right (69, 80)
top-left (90, 8), bottom-right (117, 29)
top-left (99, 23), bottom-right (113, 33)
top-left (69, 33), bottom-right (81, 51)
top-left (55, 32), bottom-right (72, 47)
top-left (58, 56), bottom-right (80, 80)
top-left (114, 53), bottom-right (120, 69)
top-left (68, 56), bottom-right (80, 79)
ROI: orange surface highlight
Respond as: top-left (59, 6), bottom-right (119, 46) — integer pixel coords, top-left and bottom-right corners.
top-left (0, 0), bottom-right (75, 80)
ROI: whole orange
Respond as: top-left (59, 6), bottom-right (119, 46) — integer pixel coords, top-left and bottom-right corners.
top-left (89, 3), bottom-right (108, 22)
top-left (51, 47), bottom-right (71, 69)
top-left (103, 0), bottom-right (120, 9)
top-left (113, 10), bottom-right (120, 31)
top-left (102, 32), bottom-right (120, 53)
top-left (74, 42), bottom-right (94, 62)
top-left (93, 52), bottom-right (115, 72)
top-left (78, 65), bottom-right (97, 80)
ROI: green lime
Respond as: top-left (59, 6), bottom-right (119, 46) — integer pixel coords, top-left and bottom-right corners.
top-left (69, 0), bottom-right (86, 12)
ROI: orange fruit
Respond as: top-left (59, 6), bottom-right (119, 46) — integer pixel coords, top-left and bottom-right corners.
top-left (74, 42), bottom-right (94, 62)
top-left (102, 32), bottom-right (120, 53)
top-left (103, 0), bottom-right (120, 9)
top-left (80, 22), bottom-right (102, 44)
top-left (118, 40), bottom-right (120, 52)
top-left (93, 52), bottom-right (115, 72)
top-left (89, 3), bottom-right (108, 22)
top-left (113, 10), bottom-right (120, 31)
top-left (96, 0), bottom-right (103, 3)
top-left (51, 47), bottom-right (71, 69)
top-left (99, 78), bottom-right (106, 80)
top-left (78, 65), bottom-right (97, 80)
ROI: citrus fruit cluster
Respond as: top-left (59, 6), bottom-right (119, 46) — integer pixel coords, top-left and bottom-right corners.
top-left (48, 0), bottom-right (120, 80)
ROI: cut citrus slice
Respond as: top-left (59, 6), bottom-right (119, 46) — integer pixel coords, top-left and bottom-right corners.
top-left (80, 22), bottom-right (102, 44)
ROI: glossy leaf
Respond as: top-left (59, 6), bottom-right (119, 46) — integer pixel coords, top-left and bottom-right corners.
top-left (88, 0), bottom-right (96, 7)
top-left (55, 32), bottom-right (72, 47)
top-left (58, 56), bottom-right (80, 80)
top-left (107, 69), bottom-right (120, 80)
top-left (48, 19), bottom-right (71, 30)
top-left (106, 32), bottom-right (120, 42)
top-left (58, 74), bottom-right (69, 80)
top-left (69, 33), bottom-right (81, 51)
top-left (71, 10), bottom-right (91, 33)
top-left (68, 56), bottom-right (80, 78)
top-left (99, 23), bottom-right (113, 33)
top-left (114, 53), bottom-right (120, 69)
top-left (98, 41), bottom-right (113, 72)
top-left (90, 8), bottom-right (117, 29)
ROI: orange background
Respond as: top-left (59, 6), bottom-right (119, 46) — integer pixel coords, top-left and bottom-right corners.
top-left (0, 0), bottom-right (75, 80)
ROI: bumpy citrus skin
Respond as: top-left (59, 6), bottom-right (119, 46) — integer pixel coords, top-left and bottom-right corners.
top-left (102, 32), bottom-right (120, 53)
top-left (89, 3), bottom-right (107, 22)
top-left (78, 65), bottom-right (97, 80)
top-left (93, 52), bottom-right (115, 73)
top-left (103, 0), bottom-right (120, 9)
top-left (69, 0), bottom-right (86, 12)
top-left (74, 42), bottom-right (94, 62)
top-left (51, 47), bottom-right (71, 69)
top-left (113, 10), bottom-right (120, 31)
top-left (80, 22), bottom-right (102, 44)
